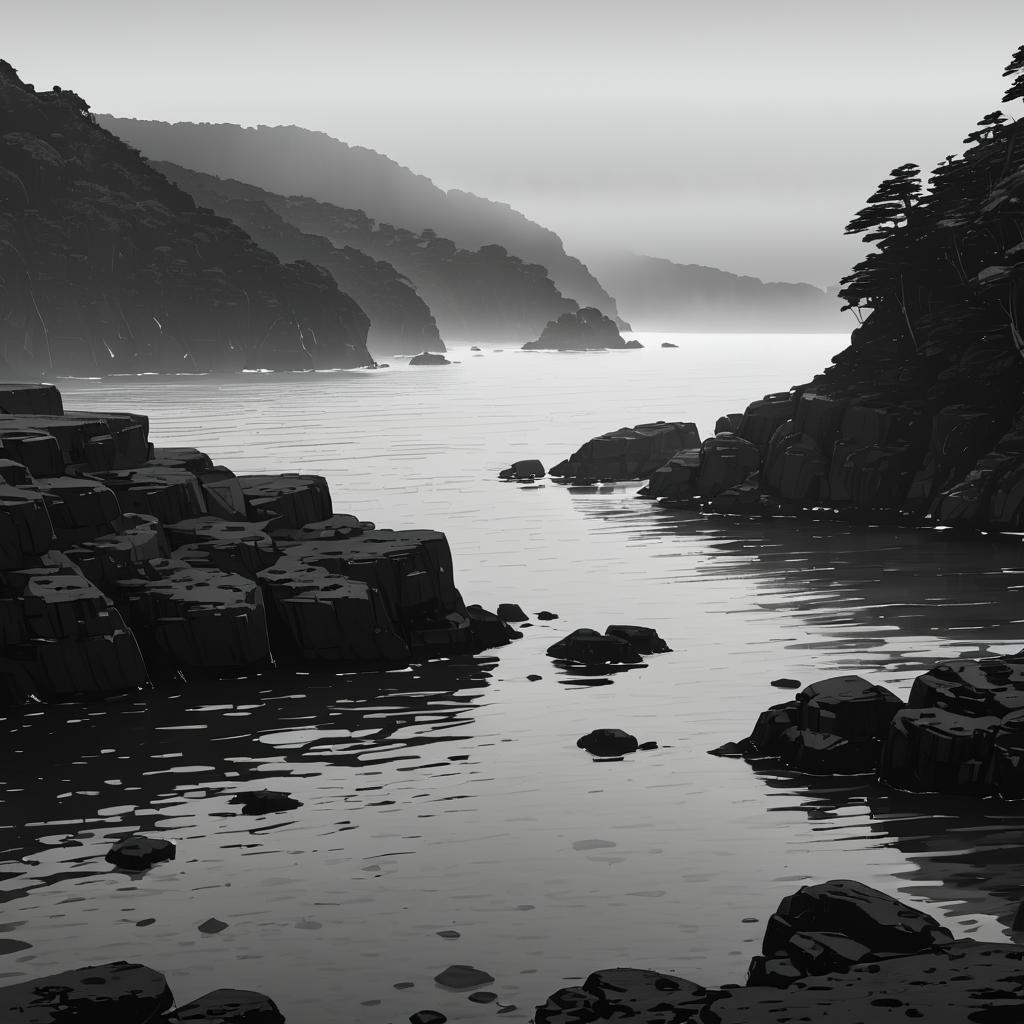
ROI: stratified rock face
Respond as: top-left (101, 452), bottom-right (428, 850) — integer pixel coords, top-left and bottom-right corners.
top-left (0, 960), bottom-right (174, 1022)
top-left (0, 381), bottom-right (516, 704)
top-left (551, 422), bottom-right (701, 482)
top-left (522, 307), bottom-right (631, 351)
top-left (0, 61), bottom-right (373, 375)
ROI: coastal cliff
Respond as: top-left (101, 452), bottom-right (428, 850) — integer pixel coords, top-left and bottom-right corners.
top-left (0, 62), bottom-right (374, 376)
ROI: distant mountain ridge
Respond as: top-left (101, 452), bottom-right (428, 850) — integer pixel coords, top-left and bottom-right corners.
top-left (95, 117), bottom-right (628, 328)
top-left (584, 250), bottom-right (849, 333)
top-left (157, 162), bottom-right (577, 346)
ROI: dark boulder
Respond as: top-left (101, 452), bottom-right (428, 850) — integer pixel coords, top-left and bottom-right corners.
top-left (551, 421), bottom-right (701, 481)
top-left (434, 965), bottom-right (495, 990)
top-left (715, 413), bottom-right (744, 434)
top-left (879, 707), bottom-right (1000, 795)
top-left (604, 624), bottom-right (671, 654)
top-left (536, 610), bottom-right (559, 620)
top-left (736, 393), bottom-right (796, 456)
top-left (229, 790), bottom-right (302, 814)
top-left (106, 835), bottom-right (176, 871)
top-left (410, 1013), bottom-right (446, 1024)
top-left (0, 961), bottom-right (173, 1022)
top-left (522, 307), bottom-right (631, 351)
top-left (992, 710), bottom-right (1024, 799)
top-left (547, 628), bottom-right (643, 665)
top-left (535, 968), bottom-right (707, 1024)
top-left (498, 459), bottom-right (545, 480)
top-left (577, 729), bottom-right (639, 757)
top-left (466, 604), bottom-right (522, 648)
top-left (770, 678), bottom-right (802, 689)
top-left (171, 988), bottom-right (285, 1023)
top-left (496, 602), bottom-right (528, 622)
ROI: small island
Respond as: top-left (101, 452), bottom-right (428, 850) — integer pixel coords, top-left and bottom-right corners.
top-left (522, 307), bottom-right (642, 351)
top-left (408, 351), bottom-right (452, 365)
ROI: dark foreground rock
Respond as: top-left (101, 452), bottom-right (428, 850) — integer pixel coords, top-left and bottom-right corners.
top-left (537, 881), bottom-right (1023, 1023)
top-left (0, 961), bottom-right (285, 1023)
top-left (171, 988), bottom-right (285, 1023)
top-left (728, 655), bottom-right (1024, 799)
top-left (0, 382), bottom-right (518, 705)
top-left (522, 307), bottom-right (633, 351)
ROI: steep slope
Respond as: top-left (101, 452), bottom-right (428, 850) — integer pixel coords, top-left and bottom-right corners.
top-left (584, 250), bottom-right (849, 332)
top-left (156, 162), bottom-right (576, 345)
top-left (95, 117), bottom-right (627, 326)
top-left (0, 63), bottom-right (373, 375)
top-left (154, 162), bottom-right (443, 356)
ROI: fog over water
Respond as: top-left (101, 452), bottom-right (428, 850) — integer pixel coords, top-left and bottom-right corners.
top-left (5, 338), bottom-right (1024, 1022)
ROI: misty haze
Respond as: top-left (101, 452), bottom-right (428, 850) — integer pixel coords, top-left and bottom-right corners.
top-left (3, 3), bottom-right (1024, 1023)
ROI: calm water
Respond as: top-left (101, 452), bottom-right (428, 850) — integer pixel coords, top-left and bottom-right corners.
top-left (4, 334), bottom-right (1024, 1022)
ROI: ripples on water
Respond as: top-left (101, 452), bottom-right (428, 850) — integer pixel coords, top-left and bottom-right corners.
top-left (3, 335), bottom-right (1024, 1021)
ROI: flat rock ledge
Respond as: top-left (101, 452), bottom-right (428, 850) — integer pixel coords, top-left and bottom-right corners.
top-left (535, 880), bottom-right (1024, 1023)
top-left (0, 382), bottom-right (519, 706)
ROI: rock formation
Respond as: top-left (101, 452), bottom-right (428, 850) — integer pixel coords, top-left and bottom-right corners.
top-left (408, 351), bottom-right (451, 365)
top-left (551, 421), bottom-right (701, 481)
top-left (536, 880), bottom-right (1024, 1023)
top-left (0, 62), bottom-right (373, 376)
top-left (95, 117), bottom-right (627, 327)
top-left (724, 655), bottom-right (1024, 799)
top-left (0, 381), bottom-right (519, 707)
top-left (522, 307), bottom-right (636, 351)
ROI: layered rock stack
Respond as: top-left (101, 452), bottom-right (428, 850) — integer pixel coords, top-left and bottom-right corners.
top-left (726, 655), bottom-right (1024, 799)
top-left (550, 421), bottom-right (700, 483)
top-left (0, 381), bottom-right (516, 707)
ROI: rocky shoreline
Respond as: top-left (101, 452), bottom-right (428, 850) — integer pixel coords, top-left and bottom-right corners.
top-left (0, 380), bottom-right (518, 707)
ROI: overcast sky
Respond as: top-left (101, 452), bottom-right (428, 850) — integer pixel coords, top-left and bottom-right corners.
top-left (6, 0), bottom-right (1023, 285)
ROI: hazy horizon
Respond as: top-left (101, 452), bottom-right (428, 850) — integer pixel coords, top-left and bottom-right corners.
top-left (5, 0), bottom-right (1022, 287)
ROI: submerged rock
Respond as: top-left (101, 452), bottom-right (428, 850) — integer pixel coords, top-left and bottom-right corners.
top-left (409, 352), bottom-right (451, 365)
top-left (171, 988), bottom-right (286, 1023)
top-left (434, 965), bottom-right (495, 990)
top-left (548, 628), bottom-right (644, 665)
top-left (105, 835), bottom-right (176, 871)
top-left (577, 729), bottom-right (639, 757)
top-left (230, 790), bottom-right (303, 814)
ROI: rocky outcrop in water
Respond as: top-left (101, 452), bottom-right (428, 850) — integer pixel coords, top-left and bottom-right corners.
top-left (536, 880), bottom-right (1024, 1023)
top-left (522, 307), bottom-right (636, 351)
top-left (551, 421), bottom-right (701, 482)
top-left (0, 63), bottom-right (373, 376)
top-left (724, 655), bottom-right (1024, 800)
top-left (0, 381), bottom-right (519, 706)
top-left (409, 351), bottom-right (450, 365)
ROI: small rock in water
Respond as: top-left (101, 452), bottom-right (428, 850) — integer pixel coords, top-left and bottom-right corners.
top-left (661, 342), bottom-right (679, 348)
top-left (548, 628), bottom-right (643, 666)
top-left (105, 835), bottom-right (176, 871)
top-left (0, 939), bottom-right (31, 955)
top-left (468, 991), bottom-right (497, 1003)
top-left (437, 930), bottom-right (461, 939)
top-left (639, 741), bottom-right (659, 750)
top-left (410, 1012), bottom-right (446, 1024)
top-left (577, 729), bottom-right (639, 757)
top-left (604, 624), bottom-right (671, 654)
top-left (135, 918), bottom-right (156, 928)
top-left (496, 602), bottom-right (529, 622)
top-left (536, 610), bottom-right (559, 620)
top-left (198, 917), bottom-right (229, 934)
top-left (394, 981), bottom-right (415, 990)
top-left (409, 351), bottom-right (451, 366)
top-left (770, 677), bottom-right (802, 689)
top-left (173, 988), bottom-right (285, 1022)
top-left (498, 461), bottom-right (545, 481)
top-left (526, 674), bottom-right (542, 681)
top-left (229, 790), bottom-right (302, 814)
top-left (434, 965), bottom-right (495, 990)
top-left (708, 739), bottom-right (754, 758)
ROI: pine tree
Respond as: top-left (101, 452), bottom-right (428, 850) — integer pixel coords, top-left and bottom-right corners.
top-left (1003, 44), bottom-right (1024, 103)
top-left (844, 164), bottom-right (921, 245)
